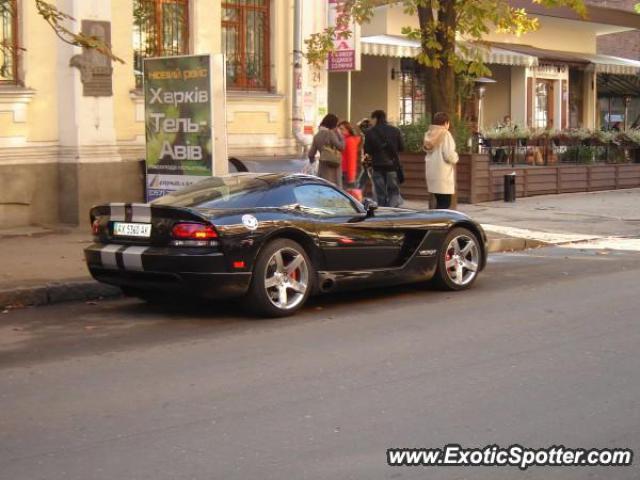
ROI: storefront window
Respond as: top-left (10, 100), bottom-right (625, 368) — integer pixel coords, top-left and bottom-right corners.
top-left (0, 0), bottom-right (18, 84)
top-left (222, 0), bottom-right (271, 91)
top-left (399, 59), bottom-right (425, 125)
top-left (133, 0), bottom-right (190, 88)
top-left (568, 68), bottom-right (584, 128)
top-left (534, 80), bottom-right (553, 129)
top-left (604, 97), bottom-right (640, 130)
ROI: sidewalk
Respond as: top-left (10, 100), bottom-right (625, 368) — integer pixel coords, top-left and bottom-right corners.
top-left (407, 188), bottom-right (640, 246)
top-left (1, 188), bottom-right (638, 309)
top-left (0, 227), bottom-right (120, 310)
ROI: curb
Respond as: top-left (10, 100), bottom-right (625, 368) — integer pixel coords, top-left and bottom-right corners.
top-left (487, 236), bottom-right (549, 253)
top-left (0, 280), bottom-right (121, 310)
top-left (0, 236), bottom-right (543, 310)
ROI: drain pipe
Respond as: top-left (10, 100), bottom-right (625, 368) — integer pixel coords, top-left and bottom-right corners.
top-left (292, 0), bottom-right (309, 154)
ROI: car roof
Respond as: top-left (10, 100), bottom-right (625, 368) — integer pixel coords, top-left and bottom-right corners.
top-left (225, 172), bottom-right (329, 186)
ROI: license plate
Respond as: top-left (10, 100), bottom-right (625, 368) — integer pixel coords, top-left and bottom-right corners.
top-left (113, 222), bottom-right (151, 238)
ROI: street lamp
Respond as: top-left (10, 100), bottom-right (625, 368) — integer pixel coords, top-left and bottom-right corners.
top-left (475, 77), bottom-right (496, 132)
top-left (624, 96), bottom-right (631, 131)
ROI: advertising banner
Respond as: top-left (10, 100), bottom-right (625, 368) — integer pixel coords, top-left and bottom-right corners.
top-left (144, 54), bottom-right (225, 201)
top-left (327, 0), bottom-right (361, 72)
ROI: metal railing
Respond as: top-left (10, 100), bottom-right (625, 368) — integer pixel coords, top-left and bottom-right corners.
top-left (222, 0), bottom-right (271, 91)
top-left (0, 0), bottom-right (18, 84)
top-left (483, 140), bottom-right (640, 166)
top-left (133, 0), bottom-right (190, 88)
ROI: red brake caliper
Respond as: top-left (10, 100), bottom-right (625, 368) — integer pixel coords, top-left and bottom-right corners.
top-left (446, 248), bottom-right (455, 271)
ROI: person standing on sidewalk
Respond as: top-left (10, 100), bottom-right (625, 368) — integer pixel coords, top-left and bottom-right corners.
top-left (364, 110), bottom-right (404, 207)
top-left (424, 112), bottom-right (459, 209)
top-left (338, 120), bottom-right (361, 190)
top-left (308, 114), bottom-right (345, 187)
top-left (355, 118), bottom-right (373, 194)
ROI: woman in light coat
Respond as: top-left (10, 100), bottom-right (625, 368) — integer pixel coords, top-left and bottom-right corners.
top-left (424, 112), bottom-right (459, 209)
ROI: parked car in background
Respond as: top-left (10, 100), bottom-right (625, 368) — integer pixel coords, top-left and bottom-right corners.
top-left (228, 157), bottom-right (306, 174)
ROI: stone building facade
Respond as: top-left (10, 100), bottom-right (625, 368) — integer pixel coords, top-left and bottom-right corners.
top-left (0, 1), bottom-right (328, 228)
top-left (588, 0), bottom-right (640, 60)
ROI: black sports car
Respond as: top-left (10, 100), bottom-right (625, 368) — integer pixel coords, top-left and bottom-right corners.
top-left (85, 173), bottom-right (487, 317)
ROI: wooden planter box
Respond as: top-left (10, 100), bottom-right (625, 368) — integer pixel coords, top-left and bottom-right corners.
top-left (399, 152), bottom-right (489, 204)
top-left (400, 151), bottom-right (640, 204)
top-left (488, 163), bottom-right (640, 201)
top-left (398, 152), bottom-right (428, 200)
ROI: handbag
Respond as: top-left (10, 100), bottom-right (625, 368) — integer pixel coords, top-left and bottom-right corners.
top-left (319, 145), bottom-right (342, 166)
top-left (396, 159), bottom-right (405, 184)
top-left (371, 127), bottom-right (405, 184)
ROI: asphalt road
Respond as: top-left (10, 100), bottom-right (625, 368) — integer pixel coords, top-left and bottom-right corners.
top-left (1, 245), bottom-right (639, 480)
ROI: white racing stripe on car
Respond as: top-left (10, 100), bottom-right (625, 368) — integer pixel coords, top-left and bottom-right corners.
top-left (131, 204), bottom-right (151, 223)
top-left (122, 246), bottom-right (148, 271)
top-left (100, 244), bottom-right (122, 269)
top-left (110, 203), bottom-right (126, 222)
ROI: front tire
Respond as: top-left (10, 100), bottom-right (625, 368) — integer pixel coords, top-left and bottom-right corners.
top-left (247, 239), bottom-right (314, 317)
top-left (433, 227), bottom-right (482, 291)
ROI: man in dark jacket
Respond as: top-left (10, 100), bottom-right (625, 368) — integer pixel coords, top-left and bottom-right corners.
top-left (364, 110), bottom-right (404, 207)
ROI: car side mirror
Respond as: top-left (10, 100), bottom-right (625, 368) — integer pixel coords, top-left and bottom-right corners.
top-left (362, 198), bottom-right (378, 217)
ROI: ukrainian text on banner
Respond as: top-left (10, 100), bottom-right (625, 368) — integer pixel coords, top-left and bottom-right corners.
top-left (327, 0), bottom-right (361, 72)
top-left (144, 55), bottom-right (214, 201)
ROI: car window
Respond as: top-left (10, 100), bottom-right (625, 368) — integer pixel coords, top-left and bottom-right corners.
top-left (293, 185), bottom-right (359, 216)
top-left (152, 176), bottom-right (295, 208)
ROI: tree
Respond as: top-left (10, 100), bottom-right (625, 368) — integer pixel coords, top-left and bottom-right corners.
top-left (306, 0), bottom-right (586, 118)
top-left (0, 0), bottom-right (123, 78)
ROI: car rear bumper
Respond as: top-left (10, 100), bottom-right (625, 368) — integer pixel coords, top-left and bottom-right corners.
top-left (84, 243), bottom-right (252, 298)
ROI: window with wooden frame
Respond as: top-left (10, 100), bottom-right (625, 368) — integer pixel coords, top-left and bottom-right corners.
top-left (533, 79), bottom-right (554, 129)
top-left (0, 0), bottom-right (18, 84)
top-left (133, 0), bottom-right (189, 88)
top-left (398, 59), bottom-right (426, 125)
top-left (222, 0), bottom-right (271, 91)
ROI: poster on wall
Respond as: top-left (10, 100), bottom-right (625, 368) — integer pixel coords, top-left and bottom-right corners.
top-left (327, 0), bottom-right (361, 72)
top-left (143, 54), bottom-right (226, 202)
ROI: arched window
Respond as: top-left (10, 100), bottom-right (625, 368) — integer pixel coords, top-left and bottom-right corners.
top-left (0, 0), bottom-right (18, 84)
top-left (222, 0), bottom-right (271, 91)
top-left (133, 0), bottom-right (190, 88)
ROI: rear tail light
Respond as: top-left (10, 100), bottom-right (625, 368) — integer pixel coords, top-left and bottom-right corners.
top-left (170, 222), bottom-right (218, 247)
top-left (172, 223), bottom-right (218, 240)
top-left (91, 219), bottom-right (100, 236)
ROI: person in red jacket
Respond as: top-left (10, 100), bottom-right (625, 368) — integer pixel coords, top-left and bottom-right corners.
top-left (338, 121), bottom-right (361, 189)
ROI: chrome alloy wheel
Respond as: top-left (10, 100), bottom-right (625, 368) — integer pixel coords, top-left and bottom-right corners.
top-left (444, 234), bottom-right (480, 287)
top-left (264, 247), bottom-right (309, 310)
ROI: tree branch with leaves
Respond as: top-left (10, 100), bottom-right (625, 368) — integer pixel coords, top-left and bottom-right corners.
top-left (306, 0), bottom-right (586, 118)
top-left (0, 0), bottom-right (123, 80)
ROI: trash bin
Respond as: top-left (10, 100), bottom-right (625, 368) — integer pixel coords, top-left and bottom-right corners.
top-left (504, 173), bottom-right (516, 202)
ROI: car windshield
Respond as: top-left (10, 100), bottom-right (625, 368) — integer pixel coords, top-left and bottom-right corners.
top-left (152, 175), bottom-right (295, 209)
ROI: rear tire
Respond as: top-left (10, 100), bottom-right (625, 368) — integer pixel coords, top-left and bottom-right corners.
top-left (432, 227), bottom-right (482, 291)
top-left (247, 239), bottom-right (313, 317)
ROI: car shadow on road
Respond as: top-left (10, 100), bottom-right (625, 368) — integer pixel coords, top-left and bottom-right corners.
top-left (0, 281), bottom-right (447, 367)
top-left (7, 244), bottom-right (639, 367)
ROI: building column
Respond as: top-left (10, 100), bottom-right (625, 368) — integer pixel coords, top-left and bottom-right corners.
top-left (583, 70), bottom-right (598, 129)
top-left (510, 67), bottom-right (527, 127)
top-left (56, 0), bottom-right (125, 225)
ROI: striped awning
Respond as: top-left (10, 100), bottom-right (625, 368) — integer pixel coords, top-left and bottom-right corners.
top-left (362, 36), bottom-right (640, 75)
top-left (490, 43), bottom-right (640, 76)
top-left (598, 74), bottom-right (640, 97)
top-left (360, 35), bottom-right (539, 67)
top-left (361, 35), bottom-right (422, 58)
top-left (586, 54), bottom-right (640, 75)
